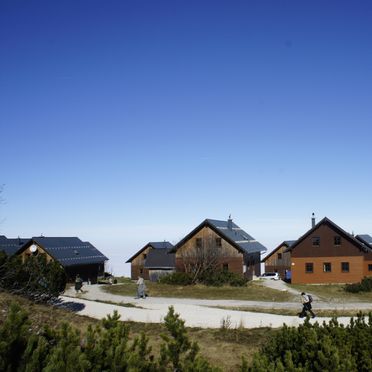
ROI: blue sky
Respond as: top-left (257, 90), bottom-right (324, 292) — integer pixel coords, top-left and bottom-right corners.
top-left (1, 1), bottom-right (372, 275)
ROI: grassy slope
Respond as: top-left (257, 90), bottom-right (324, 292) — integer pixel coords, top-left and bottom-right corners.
top-left (104, 280), bottom-right (295, 301)
top-left (0, 291), bottom-right (273, 371)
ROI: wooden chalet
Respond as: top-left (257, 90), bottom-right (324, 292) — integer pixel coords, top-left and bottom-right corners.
top-left (287, 217), bottom-right (372, 284)
top-left (3, 236), bottom-right (108, 284)
top-left (262, 240), bottom-right (296, 279)
top-left (170, 217), bottom-right (267, 279)
top-left (126, 241), bottom-right (175, 280)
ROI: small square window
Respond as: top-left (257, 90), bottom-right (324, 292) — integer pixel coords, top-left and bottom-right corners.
top-left (216, 238), bottom-right (222, 247)
top-left (140, 268), bottom-right (143, 274)
top-left (196, 238), bottom-right (202, 248)
top-left (312, 237), bottom-right (320, 246)
top-left (341, 262), bottom-right (349, 272)
top-left (323, 262), bottom-right (332, 272)
top-left (334, 236), bottom-right (341, 246)
top-left (277, 253), bottom-right (282, 260)
top-left (305, 263), bottom-right (313, 273)
top-left (223, 263), bottom-right (229, 272)
top-left (368, 264), bottom-right (372, 272)
top-left (143, 254), bottom-right (147, 260)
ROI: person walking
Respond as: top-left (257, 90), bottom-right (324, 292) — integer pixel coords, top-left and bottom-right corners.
top-left (75, 274), bottom-right (83, 293)
top-left (136, 275), bottom-right (146, 299)
top-left (299, 292), bottom-right (315, 318)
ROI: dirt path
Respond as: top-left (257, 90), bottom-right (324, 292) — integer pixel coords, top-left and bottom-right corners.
top-left (61, 284), bottom-right (372, 329)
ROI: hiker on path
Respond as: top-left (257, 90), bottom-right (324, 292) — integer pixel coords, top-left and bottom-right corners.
top-left (136, 275), bottom-right (146, 299)
top-left (299, 292), bottom-right (315, 318)
top-left (75, 274), bottom-right (83, 293)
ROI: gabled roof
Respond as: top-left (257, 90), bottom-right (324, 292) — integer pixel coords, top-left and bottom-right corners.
top-left (287, 217), bottom-right (371, 254)
top-left (126, 241), bottom-right (174, 263)
top-left (19, 237), bottom-right (108, 267)
top-left (0, 236), bottom-right (30, 256)
top-left (144, 249), bottom-right (175, 269)
top-left (355, 234), bottom-right (372, 247)
top-left (261, 240), bottom-right (296, 262)
top-left (171, 218), bottom-right (267, 254)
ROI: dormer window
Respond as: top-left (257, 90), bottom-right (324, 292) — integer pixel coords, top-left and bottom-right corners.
top-left (334, 236), bottom-right (341, 246)
top-left (312, 237), bottom-right (320, 246)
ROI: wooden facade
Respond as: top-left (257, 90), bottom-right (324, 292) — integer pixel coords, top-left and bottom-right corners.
top-left (262, 242), bottom-right (292, 279)
top-left (130, 245), bottom-right (151, 280)
top-left (290, 218), bottom-right (372, 284)
top-left (174, 223), bottom-right (262, 279)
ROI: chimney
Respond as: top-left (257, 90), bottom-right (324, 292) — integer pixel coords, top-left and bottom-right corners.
top-left (227, 214), bottom-right (233, 230)
top-left (311, 213), bottom-right (316, 228)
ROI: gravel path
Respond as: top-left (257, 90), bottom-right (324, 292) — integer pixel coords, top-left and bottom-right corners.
top-left (60, 284), bottom-right (372, 329)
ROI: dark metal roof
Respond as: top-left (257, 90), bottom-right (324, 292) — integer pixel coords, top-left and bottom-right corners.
top-left (21, 237), bottom-right (108, 267)
top-left (0, 236), bottom-right (30, 255)
top-left (355, 234), bottom-right (372, 247)
top-left (148, 241), bottom-right (174, 250)
top-left (126, 241), bottom-right (174, 263)
top-left (144, 249), bottom-right (175, 269)
top-left (172, 218), bottom-right (267, 254)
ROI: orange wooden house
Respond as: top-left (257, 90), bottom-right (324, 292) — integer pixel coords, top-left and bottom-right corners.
top-left (287, 217), bottom-right (372, 284)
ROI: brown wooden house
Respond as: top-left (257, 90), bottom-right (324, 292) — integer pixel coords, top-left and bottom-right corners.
top-left (126, 241), bottom-right (174, 280)
top-left (15, 236), bottom-right (108, 284)
top-left (170, 217), bottom-right (267, 279)
top-left (287, 217), bottom-right (372, 284)
top-left (262, 240), bottom-right (295, 279)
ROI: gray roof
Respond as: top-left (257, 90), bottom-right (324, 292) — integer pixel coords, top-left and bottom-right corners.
top-left (24, 237), bottom-right (108, 267)
top-left (126, 241), bottom-right (174, 263)
top-left (0, 236), bottom-right (30, 255)
top-left (356, 234), bottom-right (372, 246)
top-left (144, 249), bottom-right (175, 269)
top-left (206, 219), bottom-right (267, 254)
top-left (172, 218), bottom-right (267, 254)
top-left (148, 241), bottom-right (174, 250)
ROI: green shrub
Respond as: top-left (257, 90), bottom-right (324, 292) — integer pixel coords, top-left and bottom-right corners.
top-left (345, 277), bottom-right (372, 293)
top-left (0, 302), bottom-right (218, 371)
top-left (199, 270), bottom-right (247, 287)
top-left (158, 272), bottom-right (194, 285)
top-left (245, 314), bottom-right (372, 372)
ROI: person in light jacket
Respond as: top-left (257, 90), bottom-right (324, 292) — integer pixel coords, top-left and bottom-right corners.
top-left (299, 292), bottom-right (315, 318)
top-left (136, 276), bottom-right (146, 299)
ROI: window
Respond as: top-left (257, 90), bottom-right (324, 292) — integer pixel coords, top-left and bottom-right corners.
top-left (334, 236), bottom-right (341, 246)
top-left (323, 262), bottom-right (332, 272)
top-left (305, 262), bottom-right (314, 273)
top-left (277, 253), bottom-right (282, 260)
top-left (143, 254), bottom-right (147, 259)
top-left (216, 238), bottom-right (222, 247)
top-left (341, 262), bottom-right (349, 272)
top-left (368, 264), bottom-right (372, 272)
top-left (196, 238), bottom-right (202, 248)
top-left (140, 268), bottom-right (143, 274)
top-left (312, 237), bottom-right (320, 246)
top-left (223, 263), bottom-right (229, 272)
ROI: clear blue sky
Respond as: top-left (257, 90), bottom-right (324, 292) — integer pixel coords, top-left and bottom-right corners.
top-left (1, 1), bottom-right (372, 275)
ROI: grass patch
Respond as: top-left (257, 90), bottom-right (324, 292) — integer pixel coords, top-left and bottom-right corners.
top-left (103, 280), bottom-right (295, 302)
top-left (0, 290), bottom-right (273, 371)
top-left (290, 284), bottom-right (372, 303)
top-left (208, 305), bottom-right (367, 318)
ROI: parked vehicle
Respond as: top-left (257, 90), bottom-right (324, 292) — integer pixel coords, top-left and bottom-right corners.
top-left (259, 272), bottom-right (280, 280)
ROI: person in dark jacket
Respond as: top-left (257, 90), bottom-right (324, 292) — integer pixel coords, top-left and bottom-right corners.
top-left (75, 274), bottom-right (83, 293)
